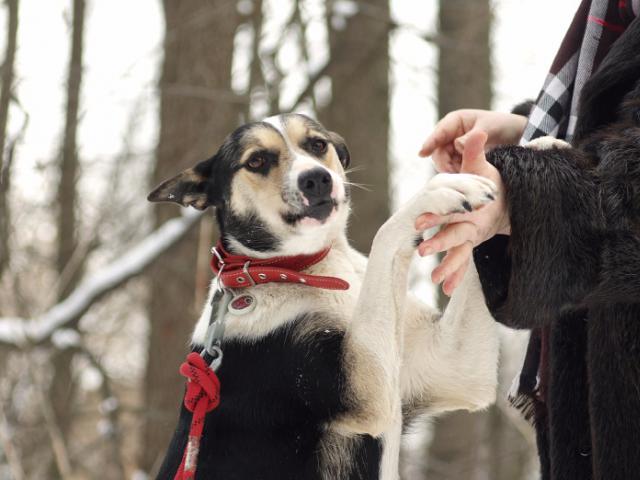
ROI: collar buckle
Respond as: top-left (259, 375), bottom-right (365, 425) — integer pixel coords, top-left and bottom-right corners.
top-left (242, 261), bottom-right (256, 286)
top-left (211, 245), bottom-right (225, 266)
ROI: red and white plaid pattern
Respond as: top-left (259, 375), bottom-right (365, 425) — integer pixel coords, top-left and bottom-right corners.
top-left (521, 0), bottom-right (638, 143)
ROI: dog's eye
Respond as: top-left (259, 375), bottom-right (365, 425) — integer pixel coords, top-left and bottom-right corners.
top-left (247, 154), bottom-right (267, 170)
top-left (310, 139), bottom-right (327, 156)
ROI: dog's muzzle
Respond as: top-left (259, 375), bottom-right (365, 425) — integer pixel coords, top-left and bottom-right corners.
top-left (298, 168), bottom-right (332, 201)
top-left (297, 168), bottom-right (335, 221)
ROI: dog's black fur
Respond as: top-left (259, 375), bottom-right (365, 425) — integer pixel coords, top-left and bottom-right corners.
top-left (474, 16), bottom-right (640, 480)
top-left (158, 316), bottom-right (381, 480)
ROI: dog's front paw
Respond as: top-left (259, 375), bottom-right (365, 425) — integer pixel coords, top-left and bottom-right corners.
top-left (422, 173), bottom-right (497, 216)
top-left (526, 136), bottom-right (571, 150)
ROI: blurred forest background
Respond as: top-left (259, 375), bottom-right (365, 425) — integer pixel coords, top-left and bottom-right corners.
top-left (0, 0), bottom-right (577, 479)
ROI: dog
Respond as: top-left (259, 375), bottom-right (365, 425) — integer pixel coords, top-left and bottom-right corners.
top-left (148, 113), bottom-right (500, 480)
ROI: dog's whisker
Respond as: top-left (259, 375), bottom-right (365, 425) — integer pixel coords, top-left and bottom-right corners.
top-left (343, 165), bottom-right (366, 175)
top-left (343, 181), bottom-right (372, 192)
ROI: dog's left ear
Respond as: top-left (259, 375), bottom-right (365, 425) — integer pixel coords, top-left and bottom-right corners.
top-left (328, 131), bottom-right (351, 168)
top-left (147, 159), bottom-right (218, 210)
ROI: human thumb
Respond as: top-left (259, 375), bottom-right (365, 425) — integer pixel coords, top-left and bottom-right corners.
top-left (460, 129), bottom-right (488, 174)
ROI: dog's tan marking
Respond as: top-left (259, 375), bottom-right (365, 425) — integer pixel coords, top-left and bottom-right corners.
top-left (238, 127), bottom-right (286, 165)
top-left (227, 124), bottom-right (294, 220)
top-left (325, 144), bottom-right (343, 173)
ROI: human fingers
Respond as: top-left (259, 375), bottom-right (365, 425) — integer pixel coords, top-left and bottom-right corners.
top-left (432, 145), bottom-right (462, 173)
top-left (415, 209), bottom-right (480, 233)
top-left (415, 213), bottom-right (449, 234)
top-left (419, 111), bottom-right (467, 157)
top-left (417, 221), bottom-right (478, 256)
top-left (442, 259), bottom-right (470, 296)
top-left (460, 129), bottom-right (489, 175)
top-left (455, 112), bottom-right (528, 150)
top-left (453, 119), bottom-right (496, 154)
top-left (431, 241), bottom-right (473, 284)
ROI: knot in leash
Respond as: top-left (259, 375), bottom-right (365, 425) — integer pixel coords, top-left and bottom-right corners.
top-left (174, 352), bottom-right (221, 480)
top-left (181, 352), bottom-right (221, 414)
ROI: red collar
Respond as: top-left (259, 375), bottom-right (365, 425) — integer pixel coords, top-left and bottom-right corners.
top-left (210, 241), bottom-right (350, 291)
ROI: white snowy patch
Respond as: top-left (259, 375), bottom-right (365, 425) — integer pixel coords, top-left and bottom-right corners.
top-left (131, 470), bottom-right (149, 480)
top-left (51, 328), bottom-right (82, 349)
top-left (332, 0), bottom-right (359, 17)
top-left (97, 418), bottom-right (115, 436)
top-left (236, 0), bottom-right (253, 16)
top-left (99, 396), bottom-right (120, 414)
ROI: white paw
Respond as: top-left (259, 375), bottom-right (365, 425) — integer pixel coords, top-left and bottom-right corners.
top-left (419, 173), bottom-right (497, 217)
top-left (526, 136), bottom-right (571, 150)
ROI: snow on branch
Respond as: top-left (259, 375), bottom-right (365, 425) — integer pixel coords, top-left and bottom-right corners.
top-left (0, 209), bottom-right (203, 346)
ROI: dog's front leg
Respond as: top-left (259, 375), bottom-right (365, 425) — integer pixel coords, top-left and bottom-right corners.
top-left (335, 173), bottom-right (498, 438)
top-left (401, 261), bottom-right (499, 415)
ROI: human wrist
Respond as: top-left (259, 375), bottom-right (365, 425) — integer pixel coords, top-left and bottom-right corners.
top-left (497, 212), bottom-right (511, 236)
top-left (503, 114), bottom-right (528, 145)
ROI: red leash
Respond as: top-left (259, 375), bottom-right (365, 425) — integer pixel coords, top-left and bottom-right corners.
top-left (174, 242), bottom-right (348, 479)
top-left (174, 353), bottom-right (221, 480)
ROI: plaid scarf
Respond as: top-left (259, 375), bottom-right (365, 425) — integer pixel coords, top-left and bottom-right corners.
top-left (521, 0), bottom-right (639, 143)
top-left (510, 0), bottom-right (638, 419)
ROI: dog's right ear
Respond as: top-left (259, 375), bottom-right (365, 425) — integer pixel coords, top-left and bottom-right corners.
top-left (147, 159), bottom-right (219, 210)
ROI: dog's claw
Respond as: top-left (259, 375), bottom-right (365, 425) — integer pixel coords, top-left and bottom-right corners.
top-left (419, 173), bottom-right (498, 217)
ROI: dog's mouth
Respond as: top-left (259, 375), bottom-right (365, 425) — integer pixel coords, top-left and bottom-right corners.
top-left (282, 198), bottom-right (338, 225)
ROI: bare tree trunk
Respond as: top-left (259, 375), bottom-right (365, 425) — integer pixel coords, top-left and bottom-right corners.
top-left (437, 0), bottom-right (492, 116)
top-left (426, 3), bottom-right (529, 480)
top-left (427, 1), bottom-right (491, 477)
top-left (139, 1), bottom-right (240, 474)
top-left (320, 0), bottom-right (390, 254)
top-left (0, 0), bottom-right (19, 277)
top-left (435, 0), bottom-right (493, 310)
top-left (57, 0), bottom-right (86, 299)
top-left (49, 1), bottom-right (86, 477)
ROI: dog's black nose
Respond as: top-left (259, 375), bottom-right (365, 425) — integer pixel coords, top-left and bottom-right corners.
top-left (298, 168), bottom-right (332, 199)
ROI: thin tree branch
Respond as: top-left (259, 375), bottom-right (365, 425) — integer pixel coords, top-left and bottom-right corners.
top-left (246, 0), bottom-right (268, 118)
top-left (293, 0), bottom-right (317, 110)
top-left (287, 2), bottom-right (438, 112)
top-left (349, 0), bottom-right (439, 44)
top-left (0, 101), bottom-right (27, 278)
top-left (0, 209), bottom-right (203, 346)
top-left (287, 61), bottom-right (331, 112)
top-left (0, 405), bottom-right (25, 480)
top-left (0, 0), bottom-right (19, 178)
top-left (51, 97), bottom-right (147, 305)
top-left (70, 342), bottom-right (126, 479)
top-left (0, 0), bottom-right (20, 278)
top-left (29, 362), bottom-right (76, 479)
top-left (56, 0), bottom-right (86, 300)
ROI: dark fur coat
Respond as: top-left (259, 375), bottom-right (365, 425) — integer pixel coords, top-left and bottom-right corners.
top-left (474, 16), bottom-right (640, 480)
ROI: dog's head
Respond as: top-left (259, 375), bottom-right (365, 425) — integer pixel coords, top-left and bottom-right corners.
top-left (148, 113), bottom-right (351, 256)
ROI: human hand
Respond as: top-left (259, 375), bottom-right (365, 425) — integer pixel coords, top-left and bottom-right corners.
top-left (416, 130), bottom-right (510, 296)
top-left (419, 109), bottom-right (527, 173)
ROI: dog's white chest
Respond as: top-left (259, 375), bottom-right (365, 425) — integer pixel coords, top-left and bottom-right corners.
top-left (192, 248), bottom-right (364, 345)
